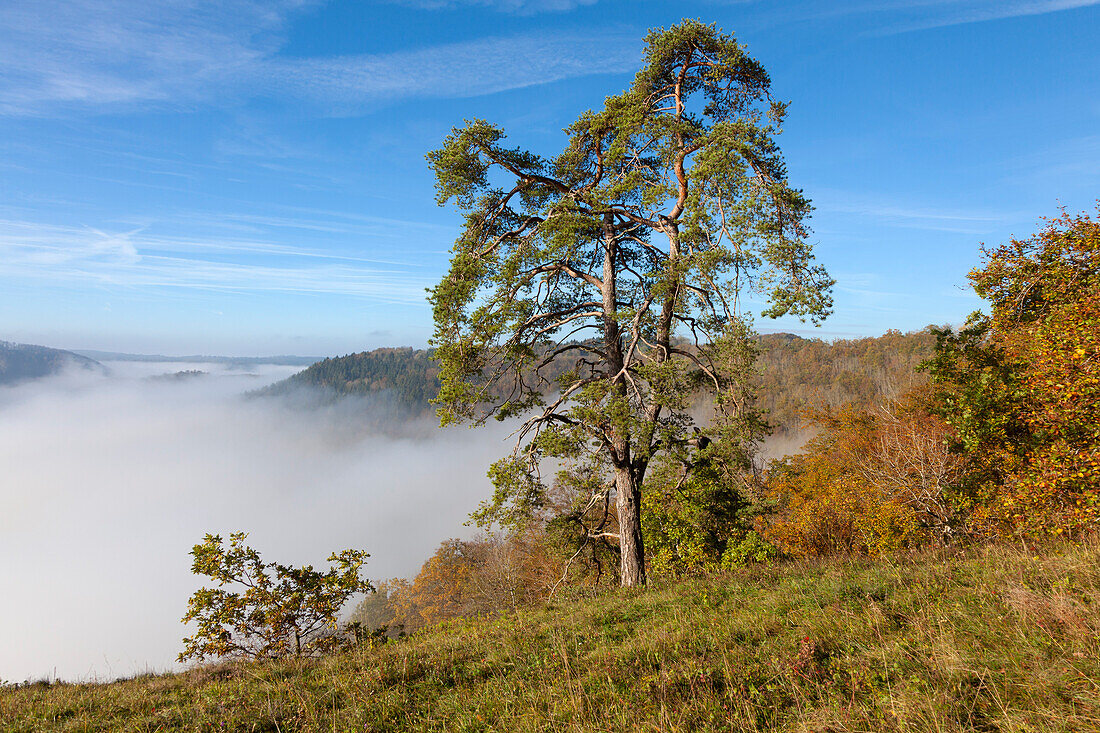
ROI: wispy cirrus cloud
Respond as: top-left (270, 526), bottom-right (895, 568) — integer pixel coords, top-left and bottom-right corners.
top-left (712, 0), bottom-right (1100, 34)
top-left (1003, 135), bottom-right (1100, 189)
top-left (812, 189), bottom-right (1008, 234)
top-left (265, 33), bottom-right (638, 111)
top-left (0, 0), bottom-right (296, 115)
top-left (0, 0), bottom-right (635, 116)
top-left (868, 0), bottom-right (1100, 34)
top-left (0, 217), bottom-right (436, 302)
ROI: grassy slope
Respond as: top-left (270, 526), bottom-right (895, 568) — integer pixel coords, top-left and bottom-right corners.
top-left (5, 544), bottom-right (1100, 732)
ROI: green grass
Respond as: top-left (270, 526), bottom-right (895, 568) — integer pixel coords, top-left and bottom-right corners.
top-left (5, 543), bottom-right (1100, 731)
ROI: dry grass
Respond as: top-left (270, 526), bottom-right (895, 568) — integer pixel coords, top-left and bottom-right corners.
top-left (4, 541), bottom-right (1100, 731)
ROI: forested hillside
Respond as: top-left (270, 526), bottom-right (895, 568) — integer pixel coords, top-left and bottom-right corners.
top-left (256, 347), bottom-right (442, 413)
top-left (0, 341), bottom-right (103, 386)
top-left (756, 329), bottom-right (936, 435)
top-left (260, 331), bottom-right (935, 434)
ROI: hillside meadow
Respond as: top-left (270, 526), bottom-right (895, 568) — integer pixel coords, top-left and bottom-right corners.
top-left (4, 540), bottom-right (1099, 732)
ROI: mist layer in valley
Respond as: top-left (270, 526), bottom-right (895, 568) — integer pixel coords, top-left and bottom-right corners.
top-left (0, 360), bottom-right (512, 683)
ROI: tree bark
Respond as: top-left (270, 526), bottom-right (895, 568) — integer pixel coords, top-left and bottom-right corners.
top-left (599, 212), bottom-right (647, 587)
top-left (615, 465), bottom-right (646, 586)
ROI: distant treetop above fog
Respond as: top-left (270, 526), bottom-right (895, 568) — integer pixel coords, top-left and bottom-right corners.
top-left (0, 340), bottom-right (103, 386)
top-left (256, 348), bottom-right (442, 416)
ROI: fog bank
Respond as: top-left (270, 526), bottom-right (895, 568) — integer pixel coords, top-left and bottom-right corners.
top-left (0, 362), bottom-right (511, 683)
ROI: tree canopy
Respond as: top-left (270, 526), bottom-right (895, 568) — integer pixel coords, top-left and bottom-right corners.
top-left (180, 533), bottom-right (371, 662)
top-left (927, 205), bottom-right (1100, 536)
top-left (428, 20), bottom-right (832, 586)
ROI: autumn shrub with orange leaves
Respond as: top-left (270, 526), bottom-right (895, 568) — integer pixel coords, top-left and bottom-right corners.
top-left (352, 531), bottom-right (564, 634)
top-left (927, 206), bottom-right (1100, 537)
top-left (763, 389), bottom-right (961, 557)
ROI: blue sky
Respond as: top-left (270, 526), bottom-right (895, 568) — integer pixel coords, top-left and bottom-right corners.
top-left (1, 0), bottom-right (1097, 356)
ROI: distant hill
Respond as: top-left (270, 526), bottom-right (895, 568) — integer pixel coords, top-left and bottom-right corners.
top-left (74, 350), bottom-right (319, 368)
top-left (755, 329), bottom-right (936, 435)
top-left (259, 331), bottom-right (937, 434)
top-left (256, 347), bottom-right (441, 415)
top-left (0, 341), bottom-right (104, 385)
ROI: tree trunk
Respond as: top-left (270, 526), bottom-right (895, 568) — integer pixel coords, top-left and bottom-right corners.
top-left (615, 465), bottom-right (646, 586)
top-left (599, 212), bottom-right (647, 587)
